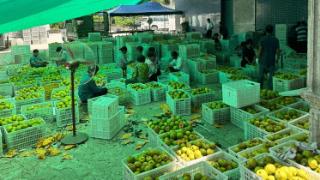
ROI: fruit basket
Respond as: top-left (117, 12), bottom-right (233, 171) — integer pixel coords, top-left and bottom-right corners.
top-left (228, 138), bottom-right (265, 158)
top-left (222, 80), bottom-right (260, 108)
top-left (244, 116), bottom-right (286, 140)
top-left (288, 114), bottom-right (310, 133)
top-left (169, 72), bottom-right (190, 86)
top-left (258, 100), bottom-right (283, 112)
top-left (15, 91), bottom-right (45, 114)
top-left (264, 128), bottom-right (300, 144)
top-left (51, 87), bottom-right (70, 101)
top-left (127, 83), bottom-right (151, 105)
top-left (166, 90), bottom-right (191, 116)
top-left (54, 100), bottom-right (80, 128)
top-left (3, 118), bottom-right (46, 150)
top-left (21, 101), bottom-right (54, 122)
top-left (288, 101), bottom-right (310, 113)
top-left (190, 88), bottom-right (215, 109)
top-left (105, 68), bottom-right (123, 82)
top-left (159, 161), bottom-right (227, 180)
top-left (146, 82), bottom-right (166, 102)
top-left (271, 96), bottom-right (300, 107)
top-left (273, 72), bottom-right (305, 92)
top-left (0, 115), bottom-right (27, 129)
top-left (147, 116), bottom-right (191, 147)
top-left (179, 43), bottom-right (200, 60)
top-left (159, 129), bottom-right (203, 156)
top-left (237, 142), bottom-right (275, 163)
top-left (87, 94), bottom-right (119, 119)
top-left (123, 148), bottom-right (176, 180)
top-left (267, 107), bottom-right (307, 124)
top-left (269, 140), bottom-right (319, 180)
top-left (260, 89), bottom-right (280, 101)
top-left (196, 69), bottom-right (219, 85)
top-left (197, 54), bottom-right (217, 69)
top-left (42, 82), bottom-right (60, 100)
top-left (173, 139), bottom-right (220, 166)
top-left (89, 107), bottom-right (125, 140)
top-left (106, 81), bottom-right (128, 105)
top-left (187, 58), bottom-right (204, 81)
top-left (202, 101), bottom-right (230, 125)
top-left (207, 151), bottom-right (240, 180)
top-left (0, 98), bottom-right (16, 118)
top-left (231, 105), bottom-right (269, 129)
top-left (167, 81), bottom-right (191, 92)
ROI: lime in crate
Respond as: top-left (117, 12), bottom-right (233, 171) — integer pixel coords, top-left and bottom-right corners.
top-left (228, 138), bottom-right (265, 159)
top-left (167, 81), bottom-right (191, 92)
top-left (0, 98), bottom-right (16, 118)
top-left (264, 128), bottom-right (300, 144)
top-left (244, 116), bottom-right (286, 140)
top-left (202, 101), bottom-right (230, 125)
top-left (230, 104), bottom-right (269, 129)
top-left (267, 107), bottom-right (307, 124)
top-left (222, 80), bottom-right (260, 108)
top-left (272, 72), bottom-right (305, 92)
top-left (288, 114), bottom-right (310, 133)
top-left (196, 69), bottom-right (219, 85)
top-left (3, 118), bottom-right (46, 150)
top-left (127, 83), bottom-right (151, 105)
top-left (15, 90), bottom-right (45, 114)
top-left (123, 148), bottom-right (176, 180)
top-left (178, 43), bottom-right (201, 60)
top-left (21, 101), bottom-right (54, 122)
top-left (146, 82), bottom-right (166, 102)
top-left (166, 90), bottom-right (191, 116)
top-left (106, 83), bottom-right (128, 105)
top-left (237, 142), bottom-right (275, 163)
top-left (159, 161), bottom-right (228, 180)
top-left (258, 100), bottom-right (283, 112)
top-left (206, 151), bottom-right (240, 180)
top-left (260, 89), bottom-right (280, 101)
top-left (169, 72), bottom-right (190, 86)
top-left (191, 87), bottom-right (215, 109)
top-left (288, 101), bottom-right (310, 113)
top-left (54, 99), bottom-right (79, 128)
top-left (269, 140), bottom-right (318, 180)
top-left (270, 96), bottom-right (301, 107)
top-left (89, 107), bottom-right (125, 140)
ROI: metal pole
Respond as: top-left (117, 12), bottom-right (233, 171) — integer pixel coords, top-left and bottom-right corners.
top-left (71, 69), bottom-right (76, 136)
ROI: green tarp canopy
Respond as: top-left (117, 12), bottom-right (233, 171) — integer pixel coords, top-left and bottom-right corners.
top-left (0, 0), bottom-right (141, 34)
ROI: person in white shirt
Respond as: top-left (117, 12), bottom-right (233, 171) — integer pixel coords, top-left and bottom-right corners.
top-left (206, 18), bottom-right (214, 38)
top-left (168, 51), bottom-right (183, 72)
top-left (145, 52), bottom-right (158, 81)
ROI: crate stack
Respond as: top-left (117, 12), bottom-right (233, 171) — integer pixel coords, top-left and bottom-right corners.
top-left (127, 83), bottom-right (151, 105)
top-left (64, 42), bottom-right (85, 60)
top-left (275, 24), bottom-right (288, 49)
top-left (88, 95), bottom-right (126, 140)
top-left (22, 30), bottom-right (32, 44)
top-left (166, 90), bottom-right (191, 116)
top-left (199, 40), bottom-right (215, 54)
top-left (161, 42), bottom-right (179, 58)
top-left (30, 26), bottom-right (47, 44)
top-left (48, 43), bottom-right (63, 61)
top-left (98, 42), bottom-right (114, 64)
top-left (126, 42), bottom-right (141, 62)
top-left (84, 42), bottom-right (98, 63)
top-left (179, 44), bottom-right (200, 61)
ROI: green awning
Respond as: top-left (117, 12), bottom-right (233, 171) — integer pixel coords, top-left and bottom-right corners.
top-left (0, 0), bottom-right (141, 34)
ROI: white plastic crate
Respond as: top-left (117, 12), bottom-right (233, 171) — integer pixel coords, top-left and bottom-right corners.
top-left (3, 119), bottom-right (46, 150)
top-left (222, 80), bottom-right (260, 108)
top-left (89, 107), bottom-right (125, 140)
top-left (196, 70), bottom-right (219, 85)
top-left (169, 72), bottom-right (190, 86)
top-left (230, 105), bottom-right (269, 129)
top-left (88, 94), bottom-right (119, 119)
top-left (123, 147), bottom-right (176, 180)
top-left (146, 82), bottom-right (166, 102)
top-left (264, 128), bottom-right (300, 144)
top-left (288, 114), bottom-right (310, 133)
top-left (267, 107), bottom-right (307, 124)
top-left (202, 102), bottom-right (230, 125)
top-left (159, 161), bottom-right (227, 180)
top-left (244, 117), bottom-right (285, 140)
top-left (0, 98), bottom-right (16, 118)
top-left (166, 90), bottom-right (191, 116)
top-left (127, 83), bottom-right (151, 105)
top-left (15, 93), bottom-right (45, 114)
top-left (191, 90), bottom-right (215, 109)
top-left (54, 102), bottom-right (80, 128)
top-left (20, 101), bottom-right (54, 122)
top-left (272, 77), bottom-right (305, 92)
top-left (206, 151), bottom-right (240, 180)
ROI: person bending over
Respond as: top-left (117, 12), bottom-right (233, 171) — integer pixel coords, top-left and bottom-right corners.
top-left (168, 51), bottom-right (183, 72)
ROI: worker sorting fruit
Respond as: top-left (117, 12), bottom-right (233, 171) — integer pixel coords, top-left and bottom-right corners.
top-left (168, 51), bottom-right (183, 72)
top-left (30, 49), bottom-right (48, 68)
top-left (78, 65), bottom-right (108, 103)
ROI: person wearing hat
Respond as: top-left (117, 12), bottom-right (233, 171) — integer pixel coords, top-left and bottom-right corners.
top-left (78, 65), bottom-right (108, 103)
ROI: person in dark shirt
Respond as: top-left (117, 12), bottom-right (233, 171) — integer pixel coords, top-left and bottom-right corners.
top-left (136, 46), bottom-right (144, 57)
top-left (30, 49), bottom-right (48, 67)
top-left (78, 65), bottom-right (108, 103)
top-left (241, 39), bottom-right (256, 67)
top-left (258, 25), bottom-right (280, 90)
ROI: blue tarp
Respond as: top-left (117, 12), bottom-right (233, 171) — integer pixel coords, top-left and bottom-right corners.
top-left (108, 2), bottom-right (183, 16)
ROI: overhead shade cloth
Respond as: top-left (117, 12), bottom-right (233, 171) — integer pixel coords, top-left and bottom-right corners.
top-left (0, 0), bottom-right (141, 34)
top-left (109, 2), bottom-right (183, 16)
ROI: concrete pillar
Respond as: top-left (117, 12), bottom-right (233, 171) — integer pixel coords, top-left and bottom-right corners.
top-left (301, 0), bottom-right (320, 146)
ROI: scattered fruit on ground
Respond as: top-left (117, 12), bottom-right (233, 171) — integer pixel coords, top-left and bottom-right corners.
top-left (242, 106), bottom-right (260, 114)
top-left (273, 97), bottom-right (298, 106)
top-left (273, 109), bottom-right (303, 122)
top-left (191, 87), bottom-right (211, 95)
top-left (147, 115), bottom-right (191, 134)
top-left (0, 100), bottom-right (14, 110)
top-left (129, 83), bottom-right (148, 91)
top-left (274, 72), bottom-right (300, 80)
top-left (250, 117), bottom-right (286, 133)
top-left (168, 90), bottom-right (189, 100)
top-left (0, 115), bottom-right (25, 126)
top-left (126, 149), bottom-right (172, 174)
top-left (230, 138), bottom-right (264, 153)
top-left (5, 118), bottom-right (44, 133)
top-left (260, 89), bottom-right (279, 100)
top-left (208, 157), bottom-right (238, 172)
top-left (266, 129), bottom-right (297, 142)
top-left (175, 140), bottom-right (217, 161)
top-left (259, 101), bottom-right (282, 111)
top-left (168, 81), bottom-right (187, 90)
top-left (206, 101), bottom-right (228, 110)
top-left (161, 129), bottom-right (200, 147)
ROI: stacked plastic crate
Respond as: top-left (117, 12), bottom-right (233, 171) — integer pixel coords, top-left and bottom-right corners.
top-left (178, 43), bottom-right (200, 62)
top-left (88, 95), bottom-right (126, 140)
top-left (22, 29), bottom-right (32, 44)
top-left (275, 24), bottom-right (288, 49)
top-left (126, 42), bottom-right (141, 62)
top-left (98, 42), bottom-right (114, 64)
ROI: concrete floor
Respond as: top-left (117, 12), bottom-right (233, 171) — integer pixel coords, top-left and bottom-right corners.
top-left (0, 83), bottom-right (244, 180)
